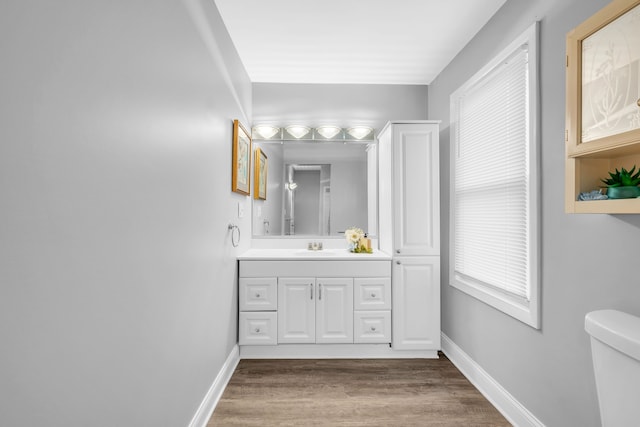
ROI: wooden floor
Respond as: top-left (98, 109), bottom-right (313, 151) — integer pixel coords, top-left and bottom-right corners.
top-left (209, 354), bottom-right (511, 426)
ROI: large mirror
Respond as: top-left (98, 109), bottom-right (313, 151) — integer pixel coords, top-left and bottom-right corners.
top-left (252, 141), bottom-right (377, 238)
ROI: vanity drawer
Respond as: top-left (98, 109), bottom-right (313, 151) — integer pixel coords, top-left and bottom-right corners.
top-left (239, 312), bottom-right (277, 345)
top-left (354, 278), bottom-right (391, 310)
top-left (239, 278), bottom-right (277, 311)
top-left (354, 311), bottom-right (391, 343)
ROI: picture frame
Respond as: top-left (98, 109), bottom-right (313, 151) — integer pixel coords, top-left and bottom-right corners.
top-left (566, 0), bottom-right (640, 156)
top-left (254, 147), bottom-right (268, 200)
top-left (232, 119), bottom-right (251, 195)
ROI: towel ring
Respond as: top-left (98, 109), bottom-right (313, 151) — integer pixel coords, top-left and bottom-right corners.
top-left (228, 224), bottom-right (240, 247)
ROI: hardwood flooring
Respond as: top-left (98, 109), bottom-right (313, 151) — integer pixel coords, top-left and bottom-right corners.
top-left (209, 354), bottom-right (511, 426)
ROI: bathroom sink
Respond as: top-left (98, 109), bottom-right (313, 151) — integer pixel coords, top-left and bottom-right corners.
top-left (293, 250), bottom-right (338, 256)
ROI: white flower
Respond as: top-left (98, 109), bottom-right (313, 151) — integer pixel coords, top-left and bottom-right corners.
top-left (345, 227), bottom-right (364, 244)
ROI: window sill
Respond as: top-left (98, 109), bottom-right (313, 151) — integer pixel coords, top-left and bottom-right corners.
top-left (450, 273), bottom-right (540, 329)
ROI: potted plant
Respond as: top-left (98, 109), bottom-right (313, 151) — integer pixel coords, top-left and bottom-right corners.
top-left (601, 166), bottom-right (640, 199)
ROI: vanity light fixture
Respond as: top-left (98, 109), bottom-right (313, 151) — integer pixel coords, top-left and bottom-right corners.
top-left (346, 126), bottom-right (373, 140)
top-left (251, 124), bottom-right (375, 142)
top-left (315, 125), bottom-right (342, 139)
top-left (286, 182), bottom-right (298, 190)
top-left (252, 125), bottom-right (280, 140)
top-left (285, 125), bottom-right (311, 139)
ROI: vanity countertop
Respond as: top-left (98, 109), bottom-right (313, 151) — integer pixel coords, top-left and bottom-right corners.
top-left (238, 248), bottom-right (392, 261)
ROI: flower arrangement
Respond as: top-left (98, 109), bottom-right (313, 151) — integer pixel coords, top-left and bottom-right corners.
top-left (344, 227), bottom-right (372, 253)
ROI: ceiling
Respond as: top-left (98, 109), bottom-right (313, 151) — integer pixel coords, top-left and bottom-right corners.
top-left (214, 0), bottom-right (507, 85)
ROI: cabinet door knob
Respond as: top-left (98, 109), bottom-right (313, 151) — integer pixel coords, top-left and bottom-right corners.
top-left (396, 249), bottom-right (400, 254)
top-left (396, 261), bottom-right (401, 265)
top-left (310, 283), bottom-right (314, 300)
top-left (318, 284), bottom-right (322, 300)
top-left (255, 293), bottom-right (261, 298)
top-left (255, 328), bottom-right (261, 333)
top-left (371, 293), bottom-right (376, 298)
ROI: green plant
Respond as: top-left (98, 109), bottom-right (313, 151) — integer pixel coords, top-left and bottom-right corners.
top-left (601, 166), bottom-right (640, 187)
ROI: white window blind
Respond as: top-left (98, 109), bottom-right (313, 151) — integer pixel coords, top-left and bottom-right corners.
top-left (450, 23), bottom-right (539, 328)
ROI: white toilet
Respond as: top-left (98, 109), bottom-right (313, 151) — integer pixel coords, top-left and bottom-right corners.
top-left (585, 310), bottom-right (640, 427)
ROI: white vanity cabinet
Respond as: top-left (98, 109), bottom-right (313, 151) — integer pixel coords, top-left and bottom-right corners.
top-left (378, 121), bottom-right (441, 354)
top-left (238, 258), bottom-right (393, 357)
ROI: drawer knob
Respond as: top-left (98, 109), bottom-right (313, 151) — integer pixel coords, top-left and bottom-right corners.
top-left (255, 293), bottom-right (261, 298)
top-left (370, 326), bottom-right (376, 332)
top-left (371, 293), bottom-right (376, 298)
top-left (254, 328), bottom-right (261, 333)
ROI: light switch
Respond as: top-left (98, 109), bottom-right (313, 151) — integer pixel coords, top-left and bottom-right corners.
top-left (237, 202), bottom-right (244, 219)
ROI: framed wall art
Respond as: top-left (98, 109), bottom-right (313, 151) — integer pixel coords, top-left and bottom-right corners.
top-left (232, 119), bottom-right (251, 195)
top-left (254, 147), bottom-right (267, 200)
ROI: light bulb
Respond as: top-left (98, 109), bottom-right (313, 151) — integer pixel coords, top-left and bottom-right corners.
top-left (316, 126), bottom-right (342, 139)
top-left (285, 125), bottom-right (311, 139)
top-left (253, 125), bottom-right (280, 139)
top-left (346, 126), bottom-right (373, 140)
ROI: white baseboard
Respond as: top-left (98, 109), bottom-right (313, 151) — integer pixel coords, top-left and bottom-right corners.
top-left (188, 345), bottom-right (240, 427)
top-left (441, 333), bottom-right (545, 427)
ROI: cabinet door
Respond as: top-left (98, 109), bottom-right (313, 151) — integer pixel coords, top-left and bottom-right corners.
top-left (278, 278), bottom-right (316, 343)
top-left (316, 278), bottom-right (354, 343)
top-left (392, 257), bottom-right (440, 350)
top-left (392, 124), bottom-right (440, 256)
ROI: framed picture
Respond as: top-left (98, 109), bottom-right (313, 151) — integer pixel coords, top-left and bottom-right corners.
top-left (232, 119), bottom-right (251, 195)
top-left (566, 0), bottom-right (640, 155)
top-left (254, 147), bottom-right (268, 200)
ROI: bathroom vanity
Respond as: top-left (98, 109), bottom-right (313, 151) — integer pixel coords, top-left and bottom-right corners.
top-left (238, 249), bottom-right (437, 358)
top-left (239, 120), bottom-right (441, 359)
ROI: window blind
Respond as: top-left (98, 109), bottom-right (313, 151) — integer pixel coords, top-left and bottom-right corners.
top-left (452, 43), bottom-right (531, 301)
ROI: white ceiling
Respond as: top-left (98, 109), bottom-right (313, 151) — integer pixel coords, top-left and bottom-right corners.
top-left (214, 0), bottom-right (507, 85)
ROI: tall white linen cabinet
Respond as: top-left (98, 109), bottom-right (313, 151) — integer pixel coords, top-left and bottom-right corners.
top-left (378, 121), bottom-right (441, 355)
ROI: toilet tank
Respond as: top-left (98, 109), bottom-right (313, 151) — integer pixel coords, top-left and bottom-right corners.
top-left (585, 310), bottom-right (640, 427)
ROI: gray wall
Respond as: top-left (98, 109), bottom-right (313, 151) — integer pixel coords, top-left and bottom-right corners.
top-left (253, 83), bottom-right (429, 136)
top-left (429, 0), bottom-right (640, 425)
top-left (0, 1), bottom-right (252, 426)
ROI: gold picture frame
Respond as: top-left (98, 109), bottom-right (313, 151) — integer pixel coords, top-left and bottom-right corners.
top-left (232, 119), bottom-right (251, 195)
top-left (566, 0), bottom-right (640, 156)
top-left (254, 147), bottom-right (267, 200)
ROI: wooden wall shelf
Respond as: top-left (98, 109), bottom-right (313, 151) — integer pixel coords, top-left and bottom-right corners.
top-left (565, 0), bottom-right (640, 214)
